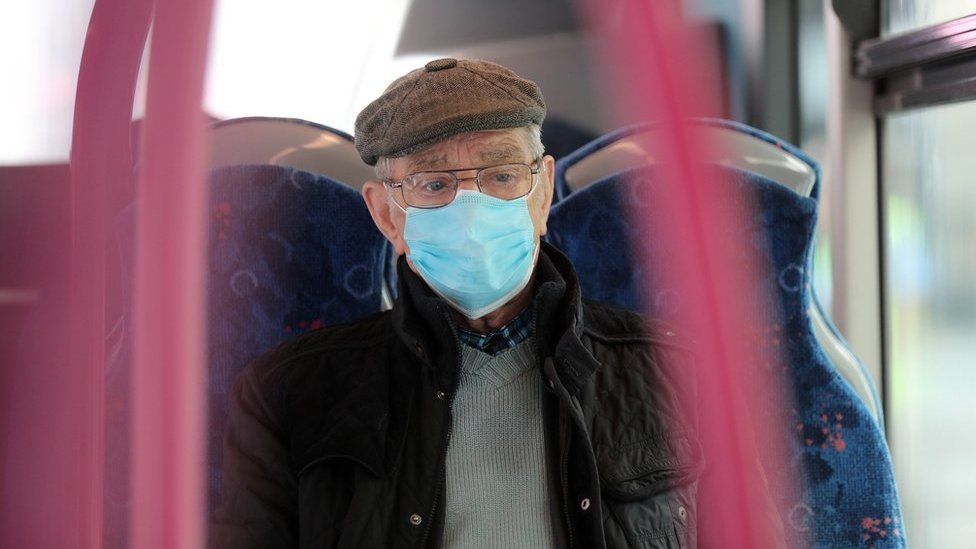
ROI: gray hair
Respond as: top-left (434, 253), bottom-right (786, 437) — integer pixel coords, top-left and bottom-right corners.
top-left (374, 123), bottom-right (544, 180)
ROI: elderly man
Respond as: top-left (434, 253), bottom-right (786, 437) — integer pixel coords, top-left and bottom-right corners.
top-left (211, 58), bottom-right (779, 549)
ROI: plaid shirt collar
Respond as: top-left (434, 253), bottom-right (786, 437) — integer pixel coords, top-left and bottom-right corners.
top-left (456, 306), bottom-right (534, 356)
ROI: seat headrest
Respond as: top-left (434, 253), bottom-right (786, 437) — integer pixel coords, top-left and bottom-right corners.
top-left (555, 119), bottom-right (819, 202)
top-left (209, 117), bottom-right (375, 191)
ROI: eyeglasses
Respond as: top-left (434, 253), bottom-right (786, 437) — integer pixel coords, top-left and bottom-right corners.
top-left (385, 157), bottom-right (542, 209)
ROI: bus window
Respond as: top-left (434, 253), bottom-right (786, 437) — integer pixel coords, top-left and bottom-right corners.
top-left (882, 100), bottom-right (976, 546)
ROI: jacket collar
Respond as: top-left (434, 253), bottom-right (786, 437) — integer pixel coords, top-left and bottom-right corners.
top-left (390, 241), bottom-right (600, 395)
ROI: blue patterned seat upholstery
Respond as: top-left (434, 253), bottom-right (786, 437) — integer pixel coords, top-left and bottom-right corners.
top-left (546, 121), bottom-right (906, 547)
top-left (103, 165), bottom-right (393, 546)
top-left (205, 165), bottom-right (393, 514)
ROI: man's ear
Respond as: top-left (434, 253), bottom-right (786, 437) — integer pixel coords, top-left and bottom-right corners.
top-left (535, 154), bottom-right (556, 236)
top-left (362, 180), bottom-right (407, 255)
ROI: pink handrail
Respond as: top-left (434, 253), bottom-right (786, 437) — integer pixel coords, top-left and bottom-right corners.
top-left (68, 0), bottom-right (151, 546)
top-left (580, 0), bottom-right (795, 546)
top-left (131, 0), bottom-right (215, 547)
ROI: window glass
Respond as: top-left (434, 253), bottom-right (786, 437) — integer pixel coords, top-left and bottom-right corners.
top-left (204, 0), bottom-right (415, 134)
top-left (798, 0), bottom-right (832, 314)
top-left (883, 0), bottom-right (976, 37)
top-left (883, 101), bottom-right (976, 546)
top-left (0, 0), bottom-right (95, 165)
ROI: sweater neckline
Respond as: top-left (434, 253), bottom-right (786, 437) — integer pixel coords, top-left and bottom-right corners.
top-left (459, 336), bottom-right (537, 387)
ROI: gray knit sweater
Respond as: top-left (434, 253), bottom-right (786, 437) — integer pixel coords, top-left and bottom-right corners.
top-left (442, 337), bottom-right (554, 548)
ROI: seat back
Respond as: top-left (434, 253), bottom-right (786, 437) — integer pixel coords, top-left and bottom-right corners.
top-left (546, 120), bottom-right (904, 547)
top-left (209, 116), bottom-right (397, 307)
top-left (103, 164), bottom-right (393, 542)
top-left (209, 117), bottom-right (376, 191)
top-left (554, 120), bottom-right (882, 421)
top-left (204, 165), bottom-right (392, 514)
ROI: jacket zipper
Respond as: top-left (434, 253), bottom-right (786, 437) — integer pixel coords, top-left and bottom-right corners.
top-left (417, 311), bottom-right (463, 549)
top-left (534, 299), bottom-right (576, 549)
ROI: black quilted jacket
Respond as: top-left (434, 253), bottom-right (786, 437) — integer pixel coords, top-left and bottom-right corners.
top-left (210, 242), bottom-right (782, 548)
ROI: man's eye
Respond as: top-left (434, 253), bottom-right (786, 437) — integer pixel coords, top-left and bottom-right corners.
top-left (423, 181), bottom-right (445, 193)
top-left (420, 178), bottom-right (450, 193)
top-left (489, 171), bottom-right (517, 185)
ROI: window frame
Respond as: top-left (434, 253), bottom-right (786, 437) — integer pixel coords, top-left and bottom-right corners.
top-left (850, 9), bottom-right (976, 420)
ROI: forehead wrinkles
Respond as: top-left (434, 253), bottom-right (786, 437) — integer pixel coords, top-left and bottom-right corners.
top-left (460, 131), bottom-right (528, 164)
top-left (405, 152), bottom-right (448, 172)
top-left (401, 130), bottom-right (530, 174)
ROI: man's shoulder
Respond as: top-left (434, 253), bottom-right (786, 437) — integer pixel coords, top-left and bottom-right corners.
top-left (239, 309), bottom-right (395, 390)
top-left (580, 298), bottom-right (694, 351)
top-left (230, 310), bottom-right (396, 478)
top-left (579, 300), bottom-right (700, 433)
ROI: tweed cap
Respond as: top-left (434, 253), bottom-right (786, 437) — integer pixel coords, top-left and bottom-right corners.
top-left (354, 58), bottom-right (546, 166)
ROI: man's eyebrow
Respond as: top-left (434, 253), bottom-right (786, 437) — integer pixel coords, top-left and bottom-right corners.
top-left (479, 144), bottom-right (526, 164)
top-left (407, 153), bottom-right (449, 172)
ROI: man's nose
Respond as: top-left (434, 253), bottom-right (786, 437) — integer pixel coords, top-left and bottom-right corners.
top-left (456, 174), bottom-right (480, 192)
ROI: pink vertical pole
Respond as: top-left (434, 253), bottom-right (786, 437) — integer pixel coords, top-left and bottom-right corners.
top-left (12, 0), bottom-right (154, 547)
top-left (131, 0), bottom-right (214, 547)
top-left (580, 0), bottom-right (795, 546)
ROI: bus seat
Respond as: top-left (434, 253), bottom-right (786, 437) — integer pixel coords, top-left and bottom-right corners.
top-left (208, 117), bottom-right (376, 192)
top-left (554, 120), bottom-right (883, 422)
top-left (203, 164), bottom-right (393, 516)
top-left (545, 121), bottom-right (905, 547)
top-left (207, 116), bottom-right (395, 308)
top-left (104, 165), bottom-right (394, 540)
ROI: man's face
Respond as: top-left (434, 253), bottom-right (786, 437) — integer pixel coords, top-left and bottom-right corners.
top-left (361, 128), bottom-right (556, 268)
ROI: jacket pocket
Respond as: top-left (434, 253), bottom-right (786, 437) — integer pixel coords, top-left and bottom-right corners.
top-left (598, 430), bottom-right (703, 549)
top-left (297, 455), bottom-right (389, 549)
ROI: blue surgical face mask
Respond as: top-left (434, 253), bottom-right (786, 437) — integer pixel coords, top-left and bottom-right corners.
top-left (396, 183), bottom-right (540, 319)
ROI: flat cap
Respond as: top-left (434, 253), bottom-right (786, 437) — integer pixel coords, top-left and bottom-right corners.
top-left (354, 58), bottom-right (546, 166)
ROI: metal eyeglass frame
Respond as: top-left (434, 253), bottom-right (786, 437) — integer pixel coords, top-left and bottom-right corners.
top-left (385, 156), bottom-right (543, 209)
